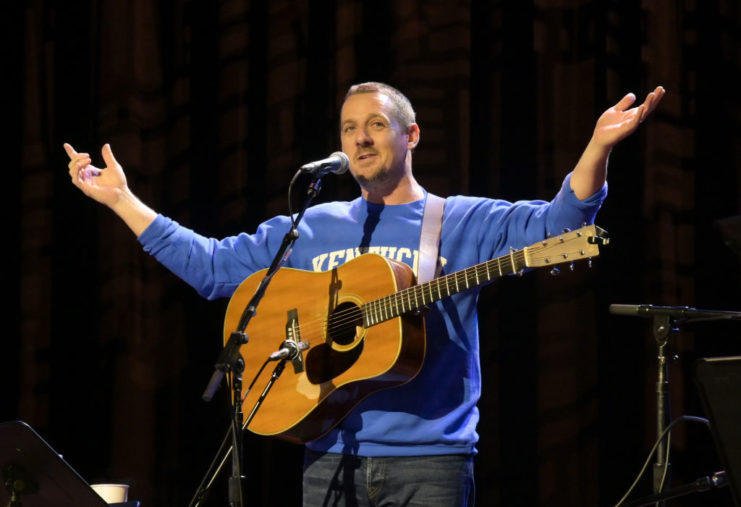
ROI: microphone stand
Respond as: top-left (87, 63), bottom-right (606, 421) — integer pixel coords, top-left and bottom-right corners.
top-left (190, 173), bottom-right (325, 507)
top-left (609, 304), bottom-right (741, 505)
top-left (651, 311), bottom-right (672, 502)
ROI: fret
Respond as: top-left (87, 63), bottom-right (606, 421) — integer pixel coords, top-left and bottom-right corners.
top-left (497, 258), bottom-right (503, 277)
top-left (454, 272), bottom-right (460, 293)
top-left (444, 275), bottom-right (451, 297)
top-left (509, 248), bottom-right (516, 273)
top-left (474, 266), bottom-right (480, 285)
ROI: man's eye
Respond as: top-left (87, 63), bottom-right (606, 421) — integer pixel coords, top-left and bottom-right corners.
top-left (343, 125), bottom-right (355, 133)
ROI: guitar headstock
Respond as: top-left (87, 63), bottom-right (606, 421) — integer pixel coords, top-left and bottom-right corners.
top-left (524, 224), bottom-right (609, 268)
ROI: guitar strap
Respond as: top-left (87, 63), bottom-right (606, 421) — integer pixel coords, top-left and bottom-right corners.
top-left (417, 193), bottom-right (445, 283)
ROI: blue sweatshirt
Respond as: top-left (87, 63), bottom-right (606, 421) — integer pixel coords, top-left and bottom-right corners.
top-left (138, 173), bottom-right (606, 456)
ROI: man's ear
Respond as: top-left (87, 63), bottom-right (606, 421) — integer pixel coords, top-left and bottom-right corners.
top-left (407, 123), bottom-right (420, 150)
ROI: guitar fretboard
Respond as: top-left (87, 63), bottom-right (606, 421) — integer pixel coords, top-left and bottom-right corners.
top-left (362, 248), bottom-right (527, 327)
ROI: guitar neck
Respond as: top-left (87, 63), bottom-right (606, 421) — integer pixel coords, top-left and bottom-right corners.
top-left (360, 224), bottom-right (608, 327)
top-left (362, 248), bottom-right (527, 327)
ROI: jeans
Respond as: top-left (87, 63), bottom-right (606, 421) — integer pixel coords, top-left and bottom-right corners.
top-left (302, 450), bottom-right (475, 507)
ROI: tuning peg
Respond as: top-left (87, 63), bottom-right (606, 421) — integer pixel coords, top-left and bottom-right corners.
top-left (588, 258), bottom-right (593, 268)
top-left (562, 228), bottom-right (571, 233)
top-left (550, 267), bottom-right (560, 276)
top-left (569, 262), bottom-right (575, 272)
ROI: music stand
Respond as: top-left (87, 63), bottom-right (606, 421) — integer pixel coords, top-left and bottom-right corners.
top-left (695, 357), bottom-right (741, 506)
top-left (0, 420), bottom-right (107, 506)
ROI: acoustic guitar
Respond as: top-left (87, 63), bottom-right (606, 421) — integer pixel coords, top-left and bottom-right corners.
top-left (223, 224), bottom-right (609, 443)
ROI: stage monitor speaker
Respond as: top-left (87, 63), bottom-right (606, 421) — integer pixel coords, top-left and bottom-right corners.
top-left (695, 356), bottom-right (741, 506)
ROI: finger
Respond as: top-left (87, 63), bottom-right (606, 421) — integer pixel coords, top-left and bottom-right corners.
top-left (68, 154), bottom-right (90, 167)
top-left (647, 86), bottom-right (665, 114)
top-left (614, 92), bottom-right (637, 112)
top-left (63, 143), bottom-right (78, 159)
top-left (637, 104), bottom-right (647, 124)
top-left (635, 93), bottom-right (653, 122)
top-left (639, 89), bottom-right (663, 121)
top-left (69, 158), bottom-right (93, 182)
top-left (101, 143), bottom-right (118, 168)
top-left (68, 157), bottom-right (92, 176)
top-left (68, 157), bottom-right (91, 172)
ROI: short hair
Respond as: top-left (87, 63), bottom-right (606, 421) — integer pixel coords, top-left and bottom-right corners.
top-left (343, 82), bottom-right (416, 129)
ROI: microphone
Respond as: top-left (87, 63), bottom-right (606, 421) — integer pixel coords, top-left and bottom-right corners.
top-left (269, 340), bottom-right (310, 361)
top-left (300, 152), bottom-right (350, 177)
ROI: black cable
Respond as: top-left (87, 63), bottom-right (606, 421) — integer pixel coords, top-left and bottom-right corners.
top-left (614, 415), bottom-right (710, 506)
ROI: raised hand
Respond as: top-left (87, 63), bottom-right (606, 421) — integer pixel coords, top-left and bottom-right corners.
top-left (570, 86), bottom-right (665, 199)
top-left (65, 143), bottom-right (129, 208)
top-left (592, 86), bottom-right (665, 149)
top-left (64, 143), bottom-right (157, 236)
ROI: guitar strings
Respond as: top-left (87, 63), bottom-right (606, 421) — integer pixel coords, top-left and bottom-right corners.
top-left (314, 240), bottom-right (590, 333)
top-left (286, 250), bottom-right (529, 338)
top-left (320, 250), bottom-right (526, 331)
top-left (262, 240), bottom-right (589, 344)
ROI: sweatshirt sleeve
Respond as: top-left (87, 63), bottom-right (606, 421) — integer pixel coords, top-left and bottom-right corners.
top-left (137, 214), bottom-right (292, 300)
top-left (444, 172), bottom-right (607, 262)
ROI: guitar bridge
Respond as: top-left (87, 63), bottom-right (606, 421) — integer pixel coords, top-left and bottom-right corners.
top-left (286, 309), bottom-right (305, 374)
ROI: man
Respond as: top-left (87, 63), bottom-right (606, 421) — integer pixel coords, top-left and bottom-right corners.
top-left (66, 82), bottom-right (664, 506)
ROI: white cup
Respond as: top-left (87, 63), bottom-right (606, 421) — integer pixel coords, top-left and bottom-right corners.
top-left (90, 483), bottom-right (129, 504)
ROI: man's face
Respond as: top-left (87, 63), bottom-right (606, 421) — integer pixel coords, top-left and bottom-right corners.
top-left (340, 91), bottom-right (413, 188)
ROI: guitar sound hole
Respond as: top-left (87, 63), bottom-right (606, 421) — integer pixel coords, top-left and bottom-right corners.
top-left (328, 302), bottom-right (363, 346)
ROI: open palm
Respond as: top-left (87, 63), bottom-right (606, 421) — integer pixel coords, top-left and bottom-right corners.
top-left (592, 86), bottom-right (665, 148)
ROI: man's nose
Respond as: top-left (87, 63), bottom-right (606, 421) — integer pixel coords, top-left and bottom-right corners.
top-left (355, 128), bottom-right (373, 146)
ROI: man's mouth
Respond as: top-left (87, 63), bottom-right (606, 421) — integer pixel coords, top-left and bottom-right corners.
top-left (357, 153), bottom-right (376, 161)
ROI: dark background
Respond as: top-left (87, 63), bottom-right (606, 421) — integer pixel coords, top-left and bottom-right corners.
top-left (3, 1), bottom-right (741, 505)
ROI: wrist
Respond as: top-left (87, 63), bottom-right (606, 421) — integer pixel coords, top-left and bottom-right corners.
top-left (111, 187), bottom-right (158, 236)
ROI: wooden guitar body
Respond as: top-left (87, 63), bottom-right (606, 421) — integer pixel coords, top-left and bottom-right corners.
top-left (224, 254), bottom-right (426, 444)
